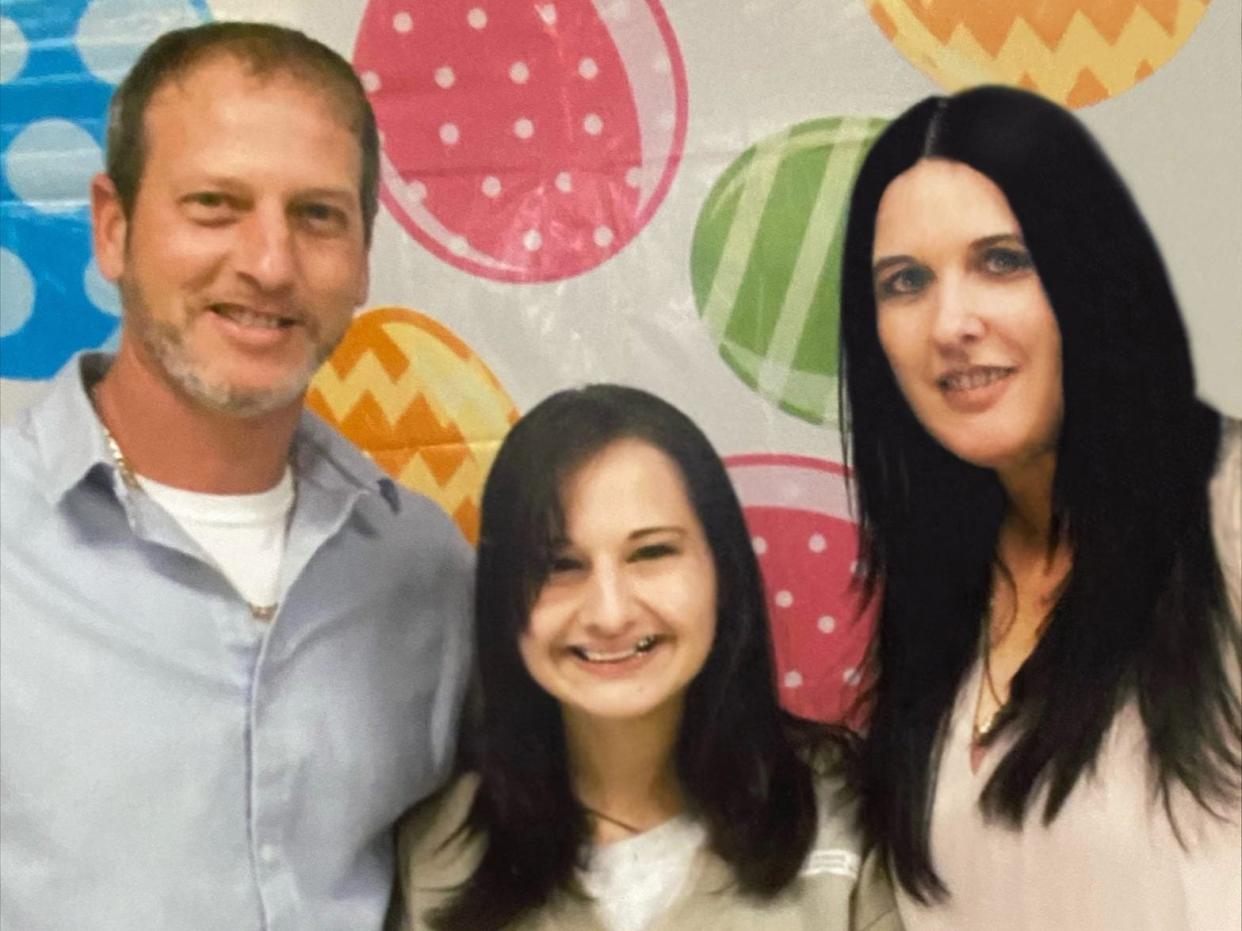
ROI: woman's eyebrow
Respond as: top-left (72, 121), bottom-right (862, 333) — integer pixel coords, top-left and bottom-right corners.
top-left (971, 232), bottom-right (1025, 249)
top-left (872, 255), bottom-right (913, 276)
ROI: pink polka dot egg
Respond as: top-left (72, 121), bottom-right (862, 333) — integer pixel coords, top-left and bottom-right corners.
top-left (725, 453), bottom-right (876, 726)
top-left (355, 0), bottom-right (688, 282)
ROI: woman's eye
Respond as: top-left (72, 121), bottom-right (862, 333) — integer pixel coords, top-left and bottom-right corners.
top-left (876, 265), bottom-right (931, 299)
top-left (981, 247), bottom-right (1033, 276)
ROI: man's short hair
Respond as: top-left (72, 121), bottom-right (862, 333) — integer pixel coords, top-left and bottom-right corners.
top-left (106, 21), bottom-right (380, 242)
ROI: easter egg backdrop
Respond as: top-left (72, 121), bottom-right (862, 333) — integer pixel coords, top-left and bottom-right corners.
top-left (3, 0), bottom-right (1240, 722)
top-left (306, 307), bottom-right (519, 545)
top-left (865, 0), bottom-right (1211, 108)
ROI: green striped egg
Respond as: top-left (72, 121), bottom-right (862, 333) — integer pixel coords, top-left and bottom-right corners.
top-left (691, 117), bottom-right (887, 425)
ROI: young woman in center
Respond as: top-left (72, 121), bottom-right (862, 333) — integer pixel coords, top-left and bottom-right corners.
top-left (838, 85), bottom-right (1240, 929)
top-left (392, 385), bottom-right (900, 931)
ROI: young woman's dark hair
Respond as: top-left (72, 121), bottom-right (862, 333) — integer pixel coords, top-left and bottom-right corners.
top-left (431, 384), bottom-right (850, 931)
top-left (839, 85), bottom-right (1239, 901)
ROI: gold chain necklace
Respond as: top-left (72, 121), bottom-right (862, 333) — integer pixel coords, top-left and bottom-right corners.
top-left (972, 591), bottom-right (1010, 745)
top-left (89, 386), bottom-right (280, 622)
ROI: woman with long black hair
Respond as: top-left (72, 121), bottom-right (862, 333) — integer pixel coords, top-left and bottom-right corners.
top-left (839, 85), bottom-right (1240, 930)
top-left (391, 385), bottom-right (900, 931)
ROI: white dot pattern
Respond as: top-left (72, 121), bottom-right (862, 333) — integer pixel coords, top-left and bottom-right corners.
top-left (536, 3), bottom-right (557, 25)
top-left (392, 11), bottom-right (412, 33)
top-left (361, 70), bottom-right (381, 92)
top-left (509, 61), bottom-right (530, 84)
top-left (784, 670), bottom-right (803, 688)
top-left (752, 536), bottom-right (767, 555)
top-left (808, 533), bottom-right (826, 553)
top-left (593, 226), bottom-right (614, 248)
top-left (578, 57), bottom-right (599, 80)
top-left (523, 229), bottom-right (542, 251)
top-left (817, 615), bottom-right (836, 634)
top-left (514, 117), bottom-right (534, 139)
top-left (434, 66), bottom-right (455, 89)
top-left (555, 171), bottom-right (573, 193)
top-left (481, 175), bottom-right (502, 197)
top-left (774, 589), bottom-right (793, 608)
top-left (439, 123), bottom-right (460, 145)
top-left (583, 113), bottom-right (603, 135)
top-left (0, 17), bottom-right (29, 83)
top-left (467, 7), bottom-right (488, 29)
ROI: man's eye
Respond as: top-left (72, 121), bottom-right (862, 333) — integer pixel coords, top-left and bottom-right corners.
top-left (184, 192), bottom-right (232, 214)
top-left (981, 246), bottom-right (1033, 276)
top-left (296, 202), bottom-right (346, 230)
top-left (876, 265), bottom-right (931, 299)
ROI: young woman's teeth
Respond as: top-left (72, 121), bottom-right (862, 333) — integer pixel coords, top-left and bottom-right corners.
top-left (940, 367), bottom-right (1013, 391)
top-left (573, 636), bottom-right (658, 663)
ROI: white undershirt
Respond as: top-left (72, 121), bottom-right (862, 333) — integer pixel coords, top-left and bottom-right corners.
top-left (138, 467), bottom-right (294, 613)
top-left (580, 815), bottom-right (706, 931)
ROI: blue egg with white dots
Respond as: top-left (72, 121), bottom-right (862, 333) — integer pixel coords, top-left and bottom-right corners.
top-left (0, 0), bottom-right (209, 380)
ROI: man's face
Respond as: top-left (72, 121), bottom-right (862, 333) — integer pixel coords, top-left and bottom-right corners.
top-left (93, 55), bottom-right (369, 417)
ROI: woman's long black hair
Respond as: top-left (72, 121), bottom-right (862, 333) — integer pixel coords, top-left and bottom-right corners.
top-left (839, 85), bottom-right (1240, 901)
top-left (431, 384), bottom-right (850, 931)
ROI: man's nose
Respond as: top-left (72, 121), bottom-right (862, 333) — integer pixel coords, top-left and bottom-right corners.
top-left (235, 205), bottom-right (296, 291)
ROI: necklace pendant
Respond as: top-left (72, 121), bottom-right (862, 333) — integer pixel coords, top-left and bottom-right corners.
top-left (250, 603), bottom-right (278, 622)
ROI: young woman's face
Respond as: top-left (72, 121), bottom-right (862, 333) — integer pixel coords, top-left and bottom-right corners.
top-left (872, 158), bottom-right (1063, 479)
top-left (520, 438), bottom-right (717, 731)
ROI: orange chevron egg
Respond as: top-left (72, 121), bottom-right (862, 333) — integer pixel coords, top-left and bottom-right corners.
top-left (867, 0), bottom-right (1210, 107)
top-left (307, 307), bottom-right (519, 545)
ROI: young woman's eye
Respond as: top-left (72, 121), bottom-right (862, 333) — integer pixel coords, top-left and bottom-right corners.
top-left (981, 246), bottom-right (1033, 276)
top-left (630, 543), bottom-right (677, 562)
top-left (548, 555), bottom-right (584, 575)
top-left (876, 265), bottom-right (932, 299)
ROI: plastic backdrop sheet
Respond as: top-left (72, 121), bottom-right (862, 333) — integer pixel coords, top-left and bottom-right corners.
top-left (2, 0), bottom-right (1239, 720)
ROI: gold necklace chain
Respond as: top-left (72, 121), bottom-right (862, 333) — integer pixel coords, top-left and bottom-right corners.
top-left (89, 386), bottom-right (280, 622)
top-left (972, 591), bottom-right (1010, 745)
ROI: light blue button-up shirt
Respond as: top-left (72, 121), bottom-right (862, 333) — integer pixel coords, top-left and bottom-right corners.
top-left (0, 354), bottom-right (474, 931)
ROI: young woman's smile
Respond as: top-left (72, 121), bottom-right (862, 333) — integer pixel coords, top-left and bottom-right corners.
top-left (519, 438), bottom-right (717, 728)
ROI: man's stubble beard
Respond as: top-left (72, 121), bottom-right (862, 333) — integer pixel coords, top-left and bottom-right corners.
top-left (120, 277), bottom-right (342, 419)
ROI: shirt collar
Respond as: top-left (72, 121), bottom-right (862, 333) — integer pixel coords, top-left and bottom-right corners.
top-left (31, 351), bottom-right (388, 512)
top-left (34, 352), bottom-right (116, 506)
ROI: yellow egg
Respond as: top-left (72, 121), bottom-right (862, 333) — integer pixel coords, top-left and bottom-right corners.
top-left (307, 307), bottom-right (519, 545)
top-left (866, 0), bottom-right (1210, 107)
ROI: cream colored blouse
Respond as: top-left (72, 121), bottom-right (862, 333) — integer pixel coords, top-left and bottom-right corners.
top-left (896, 419), bottom-right (1242, 931)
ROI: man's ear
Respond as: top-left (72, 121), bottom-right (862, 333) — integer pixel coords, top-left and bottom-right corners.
top-left (353, 258), bottom-right (370, 310)
top-left (91, 173), bottom-right (127, 282)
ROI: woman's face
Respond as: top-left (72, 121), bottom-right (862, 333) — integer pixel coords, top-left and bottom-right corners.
top-left (519, 438), bottom-right (717, 731)
top-left (872, 158), bottom-right (1063, 478)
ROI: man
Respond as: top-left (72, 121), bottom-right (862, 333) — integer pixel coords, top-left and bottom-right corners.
top-left (0, 23), bottom-right (473, 930)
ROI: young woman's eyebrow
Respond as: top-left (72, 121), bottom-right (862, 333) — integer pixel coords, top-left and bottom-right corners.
top-left (627, 526), bottom-right (686, 542)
